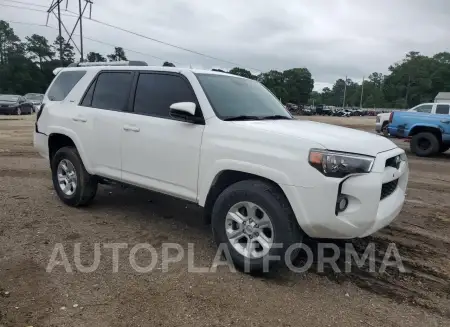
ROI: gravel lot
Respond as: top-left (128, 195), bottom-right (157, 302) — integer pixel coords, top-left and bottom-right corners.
top-left (0, 115), bottom-right (449, 327)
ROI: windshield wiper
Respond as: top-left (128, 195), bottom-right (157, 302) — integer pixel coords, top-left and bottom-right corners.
top-left (223, 115), bottom-right (262, 121)
top-left (260, 115), bottom-right (292, 120)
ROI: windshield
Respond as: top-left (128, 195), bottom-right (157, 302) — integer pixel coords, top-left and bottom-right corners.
top-left (25, 93), bottom-right (43, 101)
top-left (0, 95), bottom-right (19, 102)
top-left (195, 73), bottom-right (291, 120)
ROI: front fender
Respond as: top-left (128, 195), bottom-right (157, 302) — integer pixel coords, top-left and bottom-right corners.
top-left (197, 159), bottom-right (292, 206)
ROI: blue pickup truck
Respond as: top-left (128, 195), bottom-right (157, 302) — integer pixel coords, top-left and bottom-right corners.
top-left (388, 103), bottom-right (450, 157)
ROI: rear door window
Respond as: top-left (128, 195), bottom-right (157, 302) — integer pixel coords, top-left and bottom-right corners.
top-left (47, 70), bottom-right (86, 101)
top-left (413, 104), bottom-right (433, 113)
top-left (436, 104), bottom-right (450, 115)
top-left (90, 72), bottom-right (133, 111)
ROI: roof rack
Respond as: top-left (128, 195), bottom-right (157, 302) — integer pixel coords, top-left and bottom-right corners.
top-left (67, 60), bottom-right (148, 67)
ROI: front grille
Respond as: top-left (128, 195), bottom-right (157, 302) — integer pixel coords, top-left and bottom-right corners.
top-left (381, 179), bottom-right (398, 200)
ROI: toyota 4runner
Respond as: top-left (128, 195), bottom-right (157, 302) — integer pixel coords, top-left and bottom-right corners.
top-left (34, 61), bottom-right (409, 272)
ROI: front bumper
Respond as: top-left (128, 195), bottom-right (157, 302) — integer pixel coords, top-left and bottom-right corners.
top-left (0, 106), bottom-right (16, 114)
top-left (375, 122), bottom-right (382, 132)
top-left (282, 147), bottom-right (408, 239)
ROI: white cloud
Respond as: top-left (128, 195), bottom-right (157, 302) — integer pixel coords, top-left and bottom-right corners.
top-left (1, 0), bottom-right (449, 88)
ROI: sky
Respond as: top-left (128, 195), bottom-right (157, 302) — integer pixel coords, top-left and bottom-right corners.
top-left (1, 0), bottom-right (450, 91)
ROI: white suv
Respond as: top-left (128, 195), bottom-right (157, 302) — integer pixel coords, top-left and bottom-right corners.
top-left (34, 61), bottom-right (409, 272)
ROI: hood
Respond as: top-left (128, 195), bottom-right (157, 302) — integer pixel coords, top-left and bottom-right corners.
top-left (232, 119), bottom-right (397, 156)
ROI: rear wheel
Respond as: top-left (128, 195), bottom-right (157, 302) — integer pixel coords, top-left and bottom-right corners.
top-left (51, 146), bottom-right (98, 206)
top-left (211, 180), bottom-right (303, 273)
top-left (410, 132), bottom-right (440, 157)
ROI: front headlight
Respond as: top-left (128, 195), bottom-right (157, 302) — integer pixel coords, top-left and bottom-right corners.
top-left (308, 149), bottom-right (375, 178)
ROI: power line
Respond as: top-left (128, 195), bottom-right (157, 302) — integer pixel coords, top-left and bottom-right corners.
top-left (1, 2), bottom-right (261, 71)
top-left (1, 0), bottom-right (48, 8)
top-left (5, 20), bottom-right (184, 65)
top-left (0, 3), bottom-right (78, 17)
top-left (66, 9), bottom-right (262, 71)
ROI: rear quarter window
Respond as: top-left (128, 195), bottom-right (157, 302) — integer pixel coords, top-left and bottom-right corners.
top-left (47, 70), bottom-right (86, 101)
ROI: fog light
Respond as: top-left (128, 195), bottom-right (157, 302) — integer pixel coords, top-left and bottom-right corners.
top-left (336, 195), bottom-right (349, 213)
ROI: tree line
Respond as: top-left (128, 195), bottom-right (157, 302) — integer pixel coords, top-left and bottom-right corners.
top-left (1, 20), bottom-right (450, 108)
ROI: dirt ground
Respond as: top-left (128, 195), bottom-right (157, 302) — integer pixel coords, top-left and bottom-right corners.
top-left (0, 115), bottom-right (449, 327)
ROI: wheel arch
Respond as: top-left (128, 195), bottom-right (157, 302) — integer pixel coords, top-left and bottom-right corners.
top-left (200, 168), bottom-right (292, 224)
top-left (47, 130), bottom-right (93, 173)
top-left (409, 124), bottom-right (442, 141)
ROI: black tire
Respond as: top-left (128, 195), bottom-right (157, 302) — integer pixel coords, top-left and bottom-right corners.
top-left (211, 179), bottom-right (303, 274)
top-left (51, 146), bottom-right (98, 206)
top-left (381, 122), bottom-right (389, 137)
top-left (410, 132), bottom-right (440, 157)
top-left (439, 144), bottom-right (450, 153)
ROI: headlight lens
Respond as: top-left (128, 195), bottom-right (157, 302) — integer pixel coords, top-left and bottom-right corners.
top-left (309, 149), bottom-right (375, 178)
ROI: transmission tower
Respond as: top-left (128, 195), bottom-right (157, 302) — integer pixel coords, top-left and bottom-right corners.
top-left (46, 0), bottom-right (93, 65)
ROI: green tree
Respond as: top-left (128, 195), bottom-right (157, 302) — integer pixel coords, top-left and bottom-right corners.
top-left (229, 67), bottom-right (255, 79)
top-left (282, 68), bottom-right (314, 105)
top-left (260, 70), bottom-right (287, 102)
top-left (53, 36), bottom-right (75, 65)
top-left (25, 34), bottom-right (54, 68)
top-left (86, 51), bottom-right (106, 62)
top-left (107, 47), bottom-right (127, 61)
top-left (0, 20), bottom-right (21, 65)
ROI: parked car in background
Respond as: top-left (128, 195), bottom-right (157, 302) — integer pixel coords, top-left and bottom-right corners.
top-left (24, 93), bottom-right (44, 112)
top-left (376, 103), bottom-right (439, 136)
top-left (388, 103), bottom-right (450, 156)
top-left (0, 94), bottom-right (34, 115)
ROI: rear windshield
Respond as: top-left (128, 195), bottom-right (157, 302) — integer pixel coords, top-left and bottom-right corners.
top-left (25, 94), bottom-right (44, 101)
top-left (47, 70), bottom-right (86, 101)
top-left (0, 95), bottom-right (19, 102)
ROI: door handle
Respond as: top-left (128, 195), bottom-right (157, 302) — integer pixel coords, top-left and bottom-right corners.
top-left (123, 125), bottom-right (140, 132)
top-left (72, 116), bottom-right (87, 122)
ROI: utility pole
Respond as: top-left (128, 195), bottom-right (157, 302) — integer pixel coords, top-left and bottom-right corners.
top-left (57, 0), bottom-right (63, 66)
top-left (342, 75), bottom-right (347, 108)
top-left (404, 75), bottom-right (411, 109)
top-left (78, 0), bottom-right (84, 61)
top-left (359, 76), bottom-right (364, 109)
top-left (47, 0), bottom-right (93, 65)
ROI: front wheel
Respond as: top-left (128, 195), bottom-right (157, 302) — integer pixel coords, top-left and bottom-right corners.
top-left (381, 122), bottom-right (389, 137)
top-left (51, 146), bottom-right (98, 206)
top-left (410, 132), bottom-right (440, 157)
top-left (211, 180), bottom-right (303, 273)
